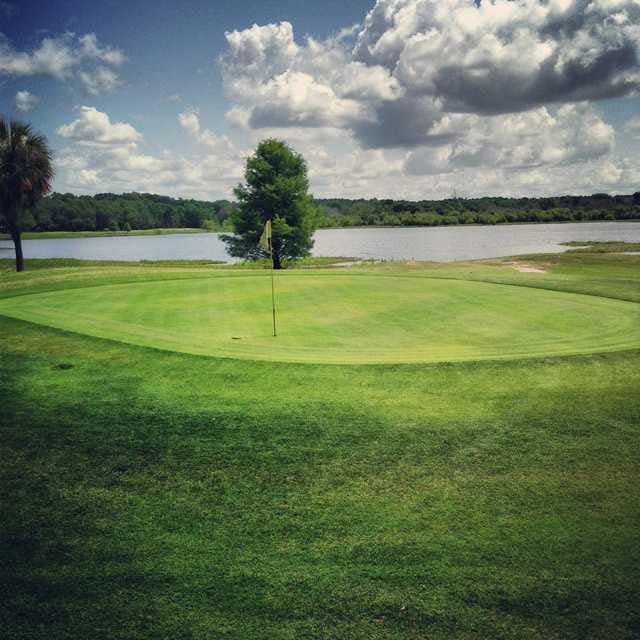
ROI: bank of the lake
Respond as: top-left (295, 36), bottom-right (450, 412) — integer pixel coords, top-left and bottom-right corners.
top-left (0, 227), bottom-right (214, 240)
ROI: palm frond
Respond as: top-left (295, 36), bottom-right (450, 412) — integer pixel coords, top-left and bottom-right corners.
top-left (0, 117), bottom-right (54, 226)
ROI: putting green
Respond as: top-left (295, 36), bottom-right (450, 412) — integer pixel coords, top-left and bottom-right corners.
top-left (1, 273), bottom-right (639, 364)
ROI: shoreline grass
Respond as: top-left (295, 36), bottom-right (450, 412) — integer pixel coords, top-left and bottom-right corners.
top-left (561, 240), bottom-right (640, 253)
top-left (0, 255), bottom-right (361, 272)
top-left (0, 227), bottom-right (213, 240)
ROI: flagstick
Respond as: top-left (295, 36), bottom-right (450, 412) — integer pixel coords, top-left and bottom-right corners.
top-left (270, 238), bottom-right (277, 337)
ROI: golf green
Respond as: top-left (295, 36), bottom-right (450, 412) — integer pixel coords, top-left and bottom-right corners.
top-left (1, 272), bottom-right (639, 363)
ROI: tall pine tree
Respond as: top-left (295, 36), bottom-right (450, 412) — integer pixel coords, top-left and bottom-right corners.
top-left (222, 139), bottom-right (319, 268)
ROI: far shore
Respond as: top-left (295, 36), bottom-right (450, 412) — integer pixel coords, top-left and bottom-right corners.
top-left (2, 218), bottom-right (640, 241)
top-left (0, 227), bottom-right (215, 240)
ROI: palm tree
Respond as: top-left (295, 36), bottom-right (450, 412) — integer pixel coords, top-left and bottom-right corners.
top-left (0, 117), bottom-right (54, 272)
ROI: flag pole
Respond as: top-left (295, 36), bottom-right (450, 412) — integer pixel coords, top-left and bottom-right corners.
top-left (260, 218), bottom-right (277, 337)
top-left (269, 228), bottom-right (277, 337)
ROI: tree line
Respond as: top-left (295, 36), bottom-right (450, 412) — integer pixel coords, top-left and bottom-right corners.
top-left (19, 192), bottom-right (237, 233)
top-left (11, 190), bottom-right (640, 235)
top-left (316, 193), bottom-right (640, 227)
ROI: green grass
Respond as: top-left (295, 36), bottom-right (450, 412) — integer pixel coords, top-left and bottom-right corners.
top-left (0, 257), bottom-right (228, 270)
top-left (1, 253), bottom-right (639, 639)
top-left (562, 241), bottom-right (640, 253)
top-left (0, 227), bottom-right (210, 240)
top-left (0, 256), bottom-right (360, 272)
top-left (1, 270), bottom-right (639, 364)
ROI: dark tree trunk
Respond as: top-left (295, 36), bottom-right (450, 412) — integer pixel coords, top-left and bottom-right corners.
top-left (10, 229), bottom-right (24, 272)
top-left (272, 247), bottom-right (282, 270)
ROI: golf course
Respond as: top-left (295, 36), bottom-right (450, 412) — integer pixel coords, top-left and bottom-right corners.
top-left (1, 249), bottom-right (639, 639)
top-left (2, 271), bottom-right (640, 364)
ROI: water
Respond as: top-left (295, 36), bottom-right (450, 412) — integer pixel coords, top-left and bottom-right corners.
top-left (313, 222), bottom-right (640, 262)
top-left (1, 221), bottom-right (639, 263)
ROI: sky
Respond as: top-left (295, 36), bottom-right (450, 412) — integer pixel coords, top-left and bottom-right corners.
top-left (1, 0), bottom-right (639, 201)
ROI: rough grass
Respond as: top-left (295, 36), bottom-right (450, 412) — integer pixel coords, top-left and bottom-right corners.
top-left (0, 227), bottom-right (209, 240)
top-left (0, 256), bottom-right (360, 272)
top-left (1, 253), bottom-right (639, 639)
top-left (561, 241), bottom-right (640, 253)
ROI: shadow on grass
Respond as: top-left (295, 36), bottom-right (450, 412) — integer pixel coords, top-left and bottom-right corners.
top-left (1, 317), bottom-right (640, 639)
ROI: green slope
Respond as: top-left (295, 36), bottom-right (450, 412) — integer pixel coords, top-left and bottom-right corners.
top-left (0, 271), bottom-right (639, 363)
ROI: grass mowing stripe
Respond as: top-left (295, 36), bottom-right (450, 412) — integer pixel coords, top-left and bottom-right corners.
top-left (0, 273), bottom-right (639, 364)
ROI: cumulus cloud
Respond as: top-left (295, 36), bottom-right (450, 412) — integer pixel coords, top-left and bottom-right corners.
top-left (219, 22), bottom-right (400, 140)
top-left (48, 3), bottom-right (640, 200)
top-left (219, 2), bottom-right (640, 150)
top-left (221, 22), bottom-right (300, 99)
top-left (178, 108), bottom-right (235, 153)
top-left (78, 33), bottom-right (125, 66)
top-left (79, 66), bottom-right (121, 95)
top-left (0, 31), bottom-right (125, 94)
top-left (56, 107), bottom-right (243, 199)
top-left (178, 109), bottom-right (201, 137)
top-left (52, 105), bottom-right (639, 200)
top-left (57, 106), bottom-right (141, 145)
top-left (625, 115), bottom-right (640, 137)
top-left (354, 0), bottom-right (640, 113)
top-left (0, 33), bottom-right (76, 78)
top-left (248, 71), bottom-right (367, 129)
top-left (405, 104), bottom-right (615, 175)
top-left (15, 90), bottom-right (38, 112)
top-left (58, 144), bottom-right (242, 198)
top-left (225, 106), bottom-right (251, 128)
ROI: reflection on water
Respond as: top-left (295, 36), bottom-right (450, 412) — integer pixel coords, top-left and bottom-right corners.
top-left (1, 221), bottom-right (639, 263)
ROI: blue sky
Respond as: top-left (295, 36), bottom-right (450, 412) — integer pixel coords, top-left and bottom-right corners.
top-left (2, 0), bottom-right (639, 200)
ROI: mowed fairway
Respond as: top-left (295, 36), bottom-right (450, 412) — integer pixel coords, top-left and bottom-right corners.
top-left (1, 272), bottom-right (639, 363)
top-left (1, 254), bottom-right (640, 640)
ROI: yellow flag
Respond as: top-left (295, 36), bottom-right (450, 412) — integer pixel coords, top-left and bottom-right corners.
top-left (259, 219), bottom-right (272, 253)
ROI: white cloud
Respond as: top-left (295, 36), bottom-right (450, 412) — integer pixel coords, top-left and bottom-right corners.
top-left (178, 109), bottom-right (201, 137)
top-left (53, 104), bottom-right (640, 200)
top-left (78, 33), bottom-right (125, 66)
top-left (225, 106), bottom-right (250, 129)
top-left (0, 33), bottom-right (76, 78)
top-left (15, 90), bottom-right (38, 112)
top-left (625, 115), bottom-right (640, 137)
top-left (0, 31), bottom-right (125, 95)
top-left (56, 108), bottom-right (243, 199)
top-left (57, 106), bottom-right (141, 145)
top-left (76, 169), bottom-right (99, 186)
top-left (219, 3), bottom-right (640, 149)
top-left (58, 144), bottom-right (242, 199)
top-left (221, 22), bottom-right (300, 99)
top-left (79, 66), bottom-right (121, 95)
top-left (45, 4), bottom-right (640, 201)
top-left (354, 0), bottom-right (640, 113)
top-left (209, 2), bottom-right (640, 199)
top-left (405, 104), bottom-right (615, 175)
top-left (178, 108), bottom-right (235, 153)
top-left (249, 71), bottom-right (368, 129)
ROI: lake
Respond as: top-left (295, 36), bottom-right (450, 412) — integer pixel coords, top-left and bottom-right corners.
top-left (1, 221), bottom-right (639, 263)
